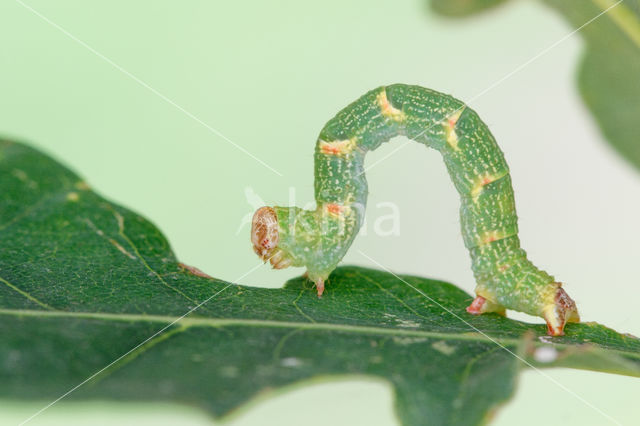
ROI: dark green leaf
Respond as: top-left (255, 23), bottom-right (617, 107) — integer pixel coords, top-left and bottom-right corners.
top-left (1, 139), bottom-right (639, 426)
top-left (430, 0), bottom-right (640, 171)
top-left (544, 0), bottom-right (640, 170)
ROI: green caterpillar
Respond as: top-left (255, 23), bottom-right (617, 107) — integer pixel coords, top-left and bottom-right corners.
top-left (251, 84), bottom-right (579, 336)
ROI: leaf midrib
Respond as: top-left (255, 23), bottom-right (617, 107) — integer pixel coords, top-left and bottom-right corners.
top-left (0, 306), bottom-right (513, 342)
top-left (2, 307), bottom-right (638, 360)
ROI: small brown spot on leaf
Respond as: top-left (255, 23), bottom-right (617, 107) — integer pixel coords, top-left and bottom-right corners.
top-left (179, 262), bottom-right (212, 278)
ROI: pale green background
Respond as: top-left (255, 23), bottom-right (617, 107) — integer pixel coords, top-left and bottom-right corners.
top-left (1, 0), bottom-right (639, 425)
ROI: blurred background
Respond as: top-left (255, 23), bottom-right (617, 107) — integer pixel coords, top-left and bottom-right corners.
top-left (1, 0), bottom-right (638, 424)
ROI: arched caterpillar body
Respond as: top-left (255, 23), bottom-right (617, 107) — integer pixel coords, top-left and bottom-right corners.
top-left (251, 84), bottom-right (579, 336)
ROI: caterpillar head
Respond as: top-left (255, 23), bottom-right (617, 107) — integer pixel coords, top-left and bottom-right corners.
top-left (251, 205), bottom-right (351, 296)
top-left (251, 206), bottom-right (293, 269)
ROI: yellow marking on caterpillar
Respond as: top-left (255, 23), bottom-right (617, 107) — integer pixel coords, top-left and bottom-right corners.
top-left (319, 137), bottom-right (358, 156)
top-left (444, 108), bottom-right (464, 151)
top-left (478, 230), bottom-right (509, 246)
top-left (377, 89), bottom-right (405, 122)
top-left (470, 169), bottom-right (509, 203)
top-left (324, 203), bottom-right (348, 218)
top-left (497, 263), bottom-right (510, 272)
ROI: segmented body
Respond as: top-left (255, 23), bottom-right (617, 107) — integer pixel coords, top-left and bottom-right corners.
top-left (251, 84), bottom-right (579, 335)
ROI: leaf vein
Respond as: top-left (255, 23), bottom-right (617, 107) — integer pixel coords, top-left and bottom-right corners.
top-left (292, 287), bottom-right (316, 323)
top-left (89, 324), bottom-right (189, 386)
top-left (0, 277), bottom-right (54, 310)
top-left (109, 208), bottom-right (197, 304)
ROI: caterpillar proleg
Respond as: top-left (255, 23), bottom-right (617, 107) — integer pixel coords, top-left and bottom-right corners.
top-left (250, 84), bottom-right (579, 336)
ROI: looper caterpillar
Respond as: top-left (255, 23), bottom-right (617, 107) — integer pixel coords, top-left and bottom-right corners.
top-left (250, 84), bottom-right (579, 336)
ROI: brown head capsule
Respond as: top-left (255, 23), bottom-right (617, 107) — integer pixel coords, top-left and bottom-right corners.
top-left (250, 207), bottom-right (293, 269)
top-left (251, 207), bottom-right (279, 260)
